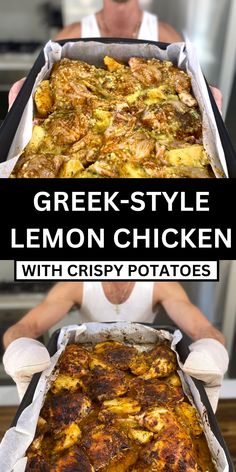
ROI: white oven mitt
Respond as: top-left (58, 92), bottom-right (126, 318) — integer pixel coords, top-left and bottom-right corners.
top-left (3, 338), bottom-right (51, 401)
top-left (182, 338), bottom-right (229, 412)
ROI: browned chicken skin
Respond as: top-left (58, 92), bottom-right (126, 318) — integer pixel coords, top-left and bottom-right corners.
top-left (26, 341), bottom-right (215, 471)
top-left (58, 344), bottom-right (91, 376)
top-left (82, 424), bottom-right (136, 471)
top-left (42, 391), bottom-right (93, 432)
top-left (12, 153), bottom-right (64, 178)
top-left (132, 424), bottom-right (200, 472)
top-left (129, 377), bottom-right (185, 407)
top-left (94, 341), bottom-right (138, 371)
top-left (12, 55), bottom-right (214, 178)
top-left (87, 366), bottom-right (129, 401)
top-left (130, 343), bottom-right (177, 379)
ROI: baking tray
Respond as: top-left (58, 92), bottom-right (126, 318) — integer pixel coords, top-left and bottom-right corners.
top-left (0, 38), bottom-right (236, 177)
top-left (10, 323), bottom-right (234, 472)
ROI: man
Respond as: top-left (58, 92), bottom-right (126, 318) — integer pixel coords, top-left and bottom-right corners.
top-left (3, 281), bottom-right (228, 411)
top-left (56, 0), bottom-right (182, 42)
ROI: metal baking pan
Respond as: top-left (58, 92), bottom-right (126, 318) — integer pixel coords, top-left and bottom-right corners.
top-left (10, 323), bottom-right (234, 471)
top-left (0, 38), bottom-right (236, 177)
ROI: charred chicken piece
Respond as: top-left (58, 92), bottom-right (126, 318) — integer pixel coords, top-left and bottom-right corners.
top-left (175, 402), bottom-right (203, 437)
top-left (82, 423), bottom-right (138, 471)
top-left (43, 391), bottom-right (93, 432)
top-left (129, 378), bottom-right (185, 407)
top-left (50, 446), bottom-right (94, 472)
top-left (132, 424), bottom-right (200, 472)
top-left (87, 366), bottom-right (129, 401)
top-left (25, 456), bottom-right (50, 471)
top-left (93, 341), bottom-right (138, 371)
top-left (58, 344), bottom-right (90, 376)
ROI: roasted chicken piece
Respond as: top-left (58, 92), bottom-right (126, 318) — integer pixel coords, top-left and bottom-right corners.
top-left (87, 366), bottom-right (129, 401)
top-left (25, 456), bottom-right (50, 471)
top-left (129, 378), bottom-right (185, 407)
top-left (58, 344), bottom-right (90, 376)
top-left (11, 152), bottom-right (64, 178)
top-left (50, 344), bottom-right (91, 394)
top-left (43, 110), bottom-right (90, 146)
top-left (140, 101), bottom-right (202, 143)
top-left (50, 58), bottom-right (109, 110)
top-left (138, 406), bottom-right (180, 433)
top-left (93, 341), bottom-right (138, 371)
top-left (26, 446), bottom-right (94, 471)
top-left (82, 423), bottom-right (138, 471)
top-left (128, 57), bottom-right (163, 87)
top-left (68, 131), bottom-right (104, 167)
top-left (132, 424), bottom-right (200, 472)
top-left (175, 402), bottom-right (203, 437)
top-left (130, 344), bottom-right (177, 379)
top-left (42, 391), bottom-right (93, 432)
top-left (50, 447), bottom-right (94, 472)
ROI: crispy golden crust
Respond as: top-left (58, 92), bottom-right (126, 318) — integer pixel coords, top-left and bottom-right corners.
top-left (94, 341), bottom-right (138, 371)
top-left (87, 366), bottom-right (129, 401)
top-left (12, 56), bottom-right (214, 179)
top-left (43, 391), bottom-right (93, 432)
top-left (133, 425), bottom-right (199, 472)
top-left (26, 341), bottom-right (215, 471)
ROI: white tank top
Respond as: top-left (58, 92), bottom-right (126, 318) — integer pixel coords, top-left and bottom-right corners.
top-left (79, 282), bottom-right (156, 323)
top-left (81, 11), bottom-right (159, 41)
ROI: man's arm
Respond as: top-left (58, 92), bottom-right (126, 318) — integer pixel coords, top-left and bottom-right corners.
top-left (55, 22), bottom-right (81, 40)
top-left (159, 22), bottom-right (183, 42)
top-left (3, 282), bottom-right (83, 348)
top-left (154, 282), bottom-right (224, 344)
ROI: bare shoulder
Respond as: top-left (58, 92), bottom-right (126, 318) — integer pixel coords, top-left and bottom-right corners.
top-left (55, 22), bottom-right (81, 40)
top-left (159, 21), bottom-right (183, 43)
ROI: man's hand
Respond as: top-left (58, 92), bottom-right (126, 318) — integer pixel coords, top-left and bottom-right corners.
top-left (209, 86), bottom-right (222, 112)
top-left (182, 338), bottom-right (229, 412)
top-left (8, 78), bottom-right (26, 109)
top-left (3, 338), bottom-right (51, 400)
